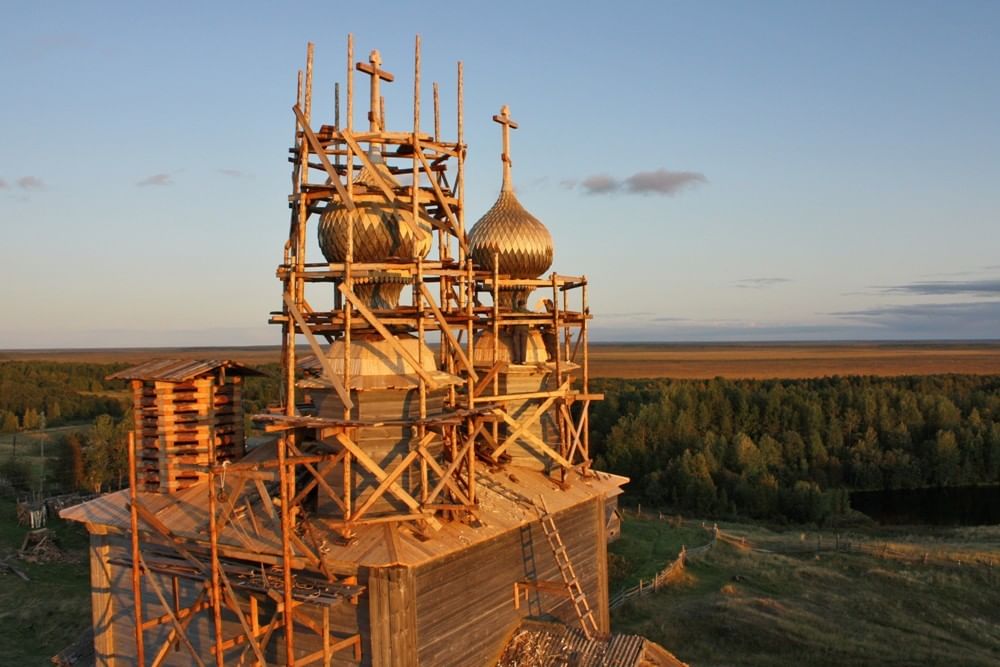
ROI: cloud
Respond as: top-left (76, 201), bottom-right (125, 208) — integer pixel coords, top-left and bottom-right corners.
top-left (572, 168), bottom-right (706, 196)
top-left (580, 174), bottom-right (619, 195)
top-left (624, 169), bottom-right (707, 195)
top-left (735, 277), bottom-right (790, 289)
top-left (218, 168), bottom-right (250, 179)
top-left (136, 173), bottom-right (174, 187)
top-left (832, 300), bottom-right (1000, 337)
top-left (879, 279), bottom-right (1000, 297)
top-left (16, 176), bottom-right (45, 190)
top-left (0, 179), bottom-right (7, 190)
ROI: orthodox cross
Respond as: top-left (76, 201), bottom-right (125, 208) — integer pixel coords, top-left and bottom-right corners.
top-left (492, 105), bottom-right (519, 191)
top-left (357, 49), bottom-right (394, 131)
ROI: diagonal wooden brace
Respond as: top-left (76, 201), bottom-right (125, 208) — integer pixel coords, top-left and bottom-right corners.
top-left (292, 104), bottom-right (355, 211)
top-left (338, 284), bottom-right (440, 389)
top-left (283, 293), bottom-right (354, 409)
top-left (494, 410), bottom-right (573, 469)
top-left (490, 381), bottom-right (570, 460)
top-left (418, 282), bottom-right (477, 380)
top-left (333, 432), bottom-right (441, 529)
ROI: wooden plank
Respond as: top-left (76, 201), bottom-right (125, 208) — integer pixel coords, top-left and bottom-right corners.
top-left (283, 293), bottom-right (353, 410)
top-left (490, 382), bottom-right (568, 460)
top-left (292, 104), bottom-right (355, 210)
top-left (332, 432), bottom-right (440, 530)
top-left (418, 282), bottom-right (476, 380)
top-left (494, 409), bottom-right (573, 469)
top-left (338, 284), bottom-right (439, 389)
top-left (413, 138), bottom-right (469, 254)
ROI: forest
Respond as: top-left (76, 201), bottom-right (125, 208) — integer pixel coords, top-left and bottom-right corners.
top-left (2, 361), bottom-right (998, 524)
top-left (0, 361), bottom-right (280, 495)
top-left (590, 375), bottom-right (1000, 522)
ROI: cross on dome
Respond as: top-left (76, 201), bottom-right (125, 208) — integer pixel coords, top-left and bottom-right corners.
top-left (356, 49), bottom-right (395, 131)
top-left (492, 105), bottom-right (519, 191)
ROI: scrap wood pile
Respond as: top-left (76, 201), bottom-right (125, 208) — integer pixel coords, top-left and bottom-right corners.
top-left (16, 498), bottom-right (47, 528)
top-left (18, 527), bottom-right (66, 564)
top-left (496, 620), bottom-right (685, 667)
top-left (50, 627), bottom-right (95, 667)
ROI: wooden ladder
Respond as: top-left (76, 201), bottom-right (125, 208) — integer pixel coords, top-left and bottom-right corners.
top-left (537, 497), bottom-right (599, 640)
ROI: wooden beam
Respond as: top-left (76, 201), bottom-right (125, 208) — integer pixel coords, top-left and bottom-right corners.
top-left (413, 138), bottom-right (469, 254)
top-left (424, 422), bottom-right (482, 503)
top-left (292, 104), bottom-right (354, 210)
top-left (138, 553), bottom-right (208, 667)
top-left (283, 293), bottom-right (353, 410)
top-left (339, 129), bottom-right (426, 239)
top-left (419, 282), bottom-right (476, 380)
top-left (494, 410), bottom-right (573, 469)
top-left (338, 283), bottom-right (439, 389)
top-left (350, 448), bottom-right (420, 523)
top-left (332, 432), bottom-right (440, 529)
top-left (490, 382), bottom-right (569, 460)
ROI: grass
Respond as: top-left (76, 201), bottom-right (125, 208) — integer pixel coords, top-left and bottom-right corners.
top-left (0, 497), bottom-right (92, 666)
top-left (611, 516), bottom-right (1000, 666)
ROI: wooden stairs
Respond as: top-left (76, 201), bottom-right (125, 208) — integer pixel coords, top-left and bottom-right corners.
top-left (537, 497), bottom-right (600, 640)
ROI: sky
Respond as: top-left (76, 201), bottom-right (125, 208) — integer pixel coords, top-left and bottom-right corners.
top-left (1, 1), bottom-right (999, 347)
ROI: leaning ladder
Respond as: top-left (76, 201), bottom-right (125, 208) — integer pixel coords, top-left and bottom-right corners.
top-left (537, 497), bottom-right (600, 640)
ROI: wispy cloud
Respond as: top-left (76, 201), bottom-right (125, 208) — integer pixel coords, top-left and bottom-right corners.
top-left (624, 169), bottom-right (707, 195)
top-left (136, 173), bottom-right (174, 187)
top-left (735, 277), bottom-right (790, 289)
top-left (572, 168), bottom-right (707, 196)
top-left (832, 300), bottom-right (1000, 337)
top-left (559, 178), bottom-right (578, 190)
top-left (0, 179), bottom-right (8, 190)
top-left (580, 174), bottom-right (619, 195)
top-left (878, 279), bottom-right (1000, 297)
top-left (16, 176), bottom-right (45, 190)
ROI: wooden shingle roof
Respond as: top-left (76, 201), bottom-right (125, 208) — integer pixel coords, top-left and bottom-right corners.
top-left (106, 359), bottom-right (265, 382)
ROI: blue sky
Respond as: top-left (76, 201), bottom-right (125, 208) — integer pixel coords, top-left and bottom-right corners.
top-left (1, 1), bottom-right (999, 347)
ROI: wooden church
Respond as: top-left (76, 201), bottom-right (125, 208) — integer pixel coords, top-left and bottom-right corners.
top-left (62, 35), bottom-right (683, 667)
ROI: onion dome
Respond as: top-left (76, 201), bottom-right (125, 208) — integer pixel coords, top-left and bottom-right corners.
top-left (469, 190), bottom-right (553, 280)
top-left (468, 105), bottom-right (553, 311)
top-left (317, 157), bottom-right (433, 308)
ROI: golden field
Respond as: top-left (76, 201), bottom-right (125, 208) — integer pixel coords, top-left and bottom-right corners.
top-left (3, 342), bottom-right (1000, 379)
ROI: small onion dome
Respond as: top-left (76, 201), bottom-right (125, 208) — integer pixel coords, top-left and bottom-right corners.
top-left (469, 190), bottom-right (553, 281)
top-left (473, 328), bottom-right (552, 366)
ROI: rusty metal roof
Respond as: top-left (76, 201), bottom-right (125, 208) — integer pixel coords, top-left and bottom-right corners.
top-left (106, 359), bottom-right (265, 382)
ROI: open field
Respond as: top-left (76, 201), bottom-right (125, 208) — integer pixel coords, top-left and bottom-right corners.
top-left (610, 515), bottom-right (1000, 666)
top-left (3, 341), bottom-right (1000, 379)
top-left (0, 499), bottom-right (91, 665)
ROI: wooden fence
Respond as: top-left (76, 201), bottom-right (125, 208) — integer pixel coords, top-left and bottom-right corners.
top-left (609, 526), bottom-right (719, 610)
top-left (609, 517), bottom-right (997, 611)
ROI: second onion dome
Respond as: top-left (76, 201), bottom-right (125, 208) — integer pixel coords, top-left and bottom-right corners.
top-left (468, 105), bottom-right (553, 310)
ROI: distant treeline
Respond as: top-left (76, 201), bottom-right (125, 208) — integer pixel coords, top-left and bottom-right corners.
top-left (0, 361), bottom-right (131, 431)
top-left (590, 375), bottom-right (1000, 523)
top-left (0, 360), bottom-right (282, 495)
top-left (0, 361), bottom-right (282, 433)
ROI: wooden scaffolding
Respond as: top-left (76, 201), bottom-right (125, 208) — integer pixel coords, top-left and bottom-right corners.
top-left (108, 34), bottom-right (604, 666)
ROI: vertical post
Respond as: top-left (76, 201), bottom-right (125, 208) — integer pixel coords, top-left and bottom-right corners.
top-left (207, 421), bottom-right (225, 666)
top-left (127, 431), bottom-right (145, 667)
top-left (278, 434), bottom-right (296, 665)
top-left (456, 62), bottom-right (465, 259)
top-left (433, 82), bottom-right (441, 142)
top-left (466, 258), bottom-right (475, 411)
